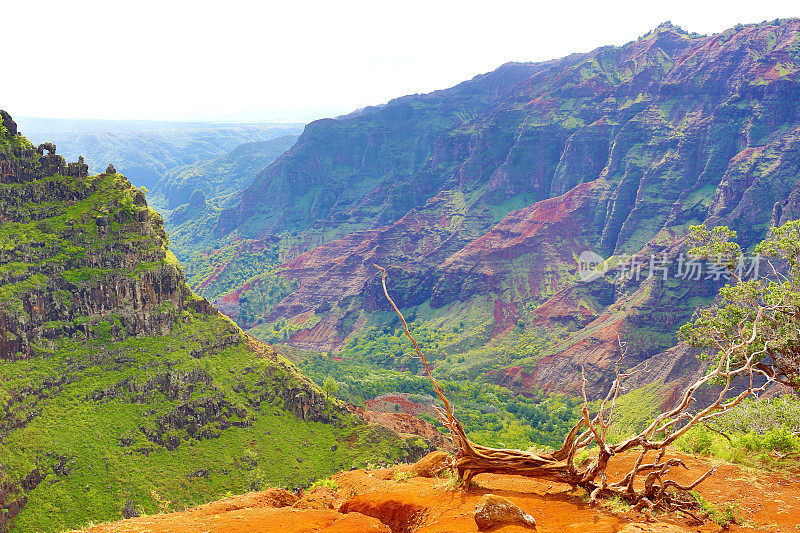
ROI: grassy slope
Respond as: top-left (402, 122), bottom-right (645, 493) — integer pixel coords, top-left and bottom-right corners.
top-left (0, 123), bottom-right (411, 533)
top-left (0, 314), bottom-right (407, 532)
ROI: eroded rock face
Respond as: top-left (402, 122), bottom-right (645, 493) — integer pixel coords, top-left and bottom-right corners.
top-left (0, 114), bottom-right (87, 183)
top-left (0, 116), bottom-right (208, 360)
top-left (474, 494), bottom-right (536, 530)
top-left (0, 110), bottom-right (17, 136)
top-left (207, 21), bottom-right (800, 396)
top-left (0, 478), bottom-right (26, 530)
top-left (0, 176), bottom-right (190, 359)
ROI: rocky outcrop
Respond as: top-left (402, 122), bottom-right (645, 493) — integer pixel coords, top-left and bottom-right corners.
top-left (0, 148), bottom-right (190, 359)
top-left (0, 477), bottom-right (26, 532)
top-left (0, 114), bottom-right (88, 183)
top-left (0, 111), bottom-right (17, 136)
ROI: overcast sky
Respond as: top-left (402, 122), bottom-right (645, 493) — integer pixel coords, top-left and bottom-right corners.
top-left (5, 0), bottom-right (798, 123)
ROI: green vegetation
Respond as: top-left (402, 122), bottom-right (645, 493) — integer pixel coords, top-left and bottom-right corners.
top-left (690, 492), bottom-right (742, 528)
top-left (236, 270), bottom-right (297, 326)
top-left (182, 240), bottom-right (285, 303)
top-left (292, 339), bottom-right (582, 450)
top-left (598, 383), bottom-right (663, 443)
top-left (675, 396), bottom-right (800, 469)
top-left (1, 313), bottom-right (409, 533)
top-left (308, 476), bottom-right (340, 492)
top-left (680, 222), bottom-right (800, 392)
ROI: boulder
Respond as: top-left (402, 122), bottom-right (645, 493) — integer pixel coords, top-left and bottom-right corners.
top-left (474, 494), bottom-right (536, 530)
top-left (409, 450), bottom-right (450, 478)
top-left (199, 488), bottom-right (298, 514)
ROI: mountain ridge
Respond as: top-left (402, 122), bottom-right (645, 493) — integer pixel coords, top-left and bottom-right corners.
top-left (195, 19), bottom-right (800, 397)
top-left (16, 117), bottom-right (303, 191)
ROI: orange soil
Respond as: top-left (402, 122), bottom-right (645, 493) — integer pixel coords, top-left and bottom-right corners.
top-left (79, 451), bottom-right (800, 533)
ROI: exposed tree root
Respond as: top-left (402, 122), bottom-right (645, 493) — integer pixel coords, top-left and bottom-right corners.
top-left (375, 265), bottom-right (776, 516)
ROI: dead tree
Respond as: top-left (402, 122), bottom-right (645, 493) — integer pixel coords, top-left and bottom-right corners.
top-left (375, 265), bottom-right (775, 516)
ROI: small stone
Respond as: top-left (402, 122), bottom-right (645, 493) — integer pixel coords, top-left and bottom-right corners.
top-left (474, 494), bottom-right (536, 530)
top-left (121, 499), bottom-right (139, 519)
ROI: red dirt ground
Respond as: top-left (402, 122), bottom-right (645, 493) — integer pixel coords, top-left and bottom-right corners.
top-left (78, 450), bottom-right (800, 533)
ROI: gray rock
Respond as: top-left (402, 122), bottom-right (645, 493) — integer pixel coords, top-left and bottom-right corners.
top-left (121, 499), bottom-right (139, 519)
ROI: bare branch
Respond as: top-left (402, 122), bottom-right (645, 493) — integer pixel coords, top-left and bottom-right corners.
top-left (372, 265), bottom-right (761, 519)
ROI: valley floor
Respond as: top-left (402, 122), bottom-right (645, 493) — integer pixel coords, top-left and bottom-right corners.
top-left (75, 450), bottom-right (799, 533)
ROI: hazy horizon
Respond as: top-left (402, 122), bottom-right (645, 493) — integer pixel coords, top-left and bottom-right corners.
top-left (5, 0), bottom-right (799, 124)
top-left (14, 115), bottom-right (306, 127)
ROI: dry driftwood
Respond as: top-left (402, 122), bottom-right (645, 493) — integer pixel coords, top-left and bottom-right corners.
top-left (375, 265), bottom-right (775, 516)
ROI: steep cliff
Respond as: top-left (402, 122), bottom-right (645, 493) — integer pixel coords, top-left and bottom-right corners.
top-left (204, 20), bottom-right (800, 395)
top-left (0, 138), bottom-right (183, 359)
top-left (0, 115), bottom-right (420, 533)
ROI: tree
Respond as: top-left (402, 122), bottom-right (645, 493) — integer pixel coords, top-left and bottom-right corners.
top-left (323, 376), bottom-right (340, 400)
top-left (374, 264), bottom-right (775, 518)
top-left (679, 221), bottom-right (800, 392)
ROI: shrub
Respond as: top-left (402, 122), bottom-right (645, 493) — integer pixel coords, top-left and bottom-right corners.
top-left (309, 476), bottom-right (339, 491)
top-left (691, 492), bottom-right (742, 527)
top-left (677, 426), bottom-right (714, 455)
top-left (675, 409), bottom-right (800, 467)
top-left (763, 428), bottom-right (800, 453)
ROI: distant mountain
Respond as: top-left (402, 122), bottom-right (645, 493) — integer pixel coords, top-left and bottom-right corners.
top-left (0, 113), bottom-right (417, 533)
top-left (152, 135), bottom-right (300, 210)
top-left (15, 116), bottom-right (303, 191)
top-left (200, 20), bottom-right (800, 397)
top-left (143, 135), bottom-right (299, 290)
